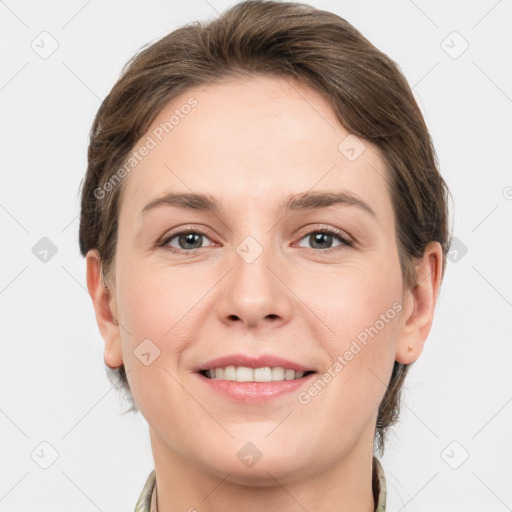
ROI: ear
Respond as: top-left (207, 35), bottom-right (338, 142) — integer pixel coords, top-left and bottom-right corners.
top-left (85, 250), bottom-right (123, 368)
top-left (395, 241), bottom-right (443, 364)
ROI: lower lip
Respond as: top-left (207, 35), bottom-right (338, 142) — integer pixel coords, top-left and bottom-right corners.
top-left (196, 372), bottom-right (315, 403)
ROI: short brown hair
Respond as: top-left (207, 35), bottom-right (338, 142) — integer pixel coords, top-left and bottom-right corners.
top-left (79, 0), bottom-right (452, 452)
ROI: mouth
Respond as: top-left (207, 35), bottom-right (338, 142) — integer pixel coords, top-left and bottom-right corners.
top-left (197, 367), bottom-right (316, 403)
top-left (193, 353), bottom-right (317, 402)
top-left (199, 366), bottom-right (316, 382)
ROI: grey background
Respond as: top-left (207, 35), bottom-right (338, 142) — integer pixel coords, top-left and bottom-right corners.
top-left (1, 0), bottom-right (511, 510)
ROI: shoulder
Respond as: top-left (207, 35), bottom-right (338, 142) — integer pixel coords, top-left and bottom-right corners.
top-left (385, 468), bottom-right (428, 512)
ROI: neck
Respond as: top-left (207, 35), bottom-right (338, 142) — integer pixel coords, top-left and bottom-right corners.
top-left (149, 421), bottom-right (377, 512)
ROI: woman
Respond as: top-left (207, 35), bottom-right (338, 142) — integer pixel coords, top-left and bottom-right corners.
top-left (79, 1), bottom-right (451, 510)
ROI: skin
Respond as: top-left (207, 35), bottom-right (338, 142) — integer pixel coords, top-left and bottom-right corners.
top-left (86, 74), bottom-right (443, 512)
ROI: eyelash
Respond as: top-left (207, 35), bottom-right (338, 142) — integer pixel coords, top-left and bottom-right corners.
top-left (158, 225), bottom-right (354, 254)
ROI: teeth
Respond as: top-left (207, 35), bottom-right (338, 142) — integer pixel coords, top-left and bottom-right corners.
top-left (284, 369), bottom-right (295, 380)
top-left (224, 365), bottom-right (236, 380)
top-left (207, 366), bottom-right (308, 382)
top-left (271, 367), bottom-right (284, 381)
top-left (254, 367), bottom-right (272, 382)
top-left (236, 366), bottom-right (254, 382)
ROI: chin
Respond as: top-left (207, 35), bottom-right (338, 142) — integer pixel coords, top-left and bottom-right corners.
top-left (190, 430), bottom-right (318, 486)
top-left (207, 454), bottom-right (311, 487)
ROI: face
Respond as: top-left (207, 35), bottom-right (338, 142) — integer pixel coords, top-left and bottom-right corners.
top-left (102, 75), bottom-right (413, 484)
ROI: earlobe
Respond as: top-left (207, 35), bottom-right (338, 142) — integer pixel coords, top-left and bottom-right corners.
top-left (395, 241), bottom-right (443, 365)
top-left (86, 250), bottom-right (124, 368)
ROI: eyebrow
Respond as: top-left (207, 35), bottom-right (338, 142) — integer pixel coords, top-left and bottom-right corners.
top-left (141, 190), bottom-right (376, 218)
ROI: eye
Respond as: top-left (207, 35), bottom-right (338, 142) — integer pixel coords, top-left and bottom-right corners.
top-left (158, 225), bottom-right (353, 254)
top-left (295, 226), bottom-right (353, 251)
top-left (160, 228), bottom-right (214, 252)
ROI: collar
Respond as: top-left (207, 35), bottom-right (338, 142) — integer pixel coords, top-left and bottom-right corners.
top-left (134, 456), bottom-right (387, 511)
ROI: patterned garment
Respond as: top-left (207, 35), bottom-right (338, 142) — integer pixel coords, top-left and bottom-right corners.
top-left (134, 456), bottom-right (387, 511)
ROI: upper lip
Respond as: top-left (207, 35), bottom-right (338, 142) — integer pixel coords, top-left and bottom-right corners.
top-left (194, 354), bottom-right (315, 373)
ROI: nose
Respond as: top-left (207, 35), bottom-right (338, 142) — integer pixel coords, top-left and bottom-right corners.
top-left (216, 239), bottom-right (293, 330)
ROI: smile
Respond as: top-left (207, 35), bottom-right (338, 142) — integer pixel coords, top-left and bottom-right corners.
top-left (200, 366), bottom-right (315, 382)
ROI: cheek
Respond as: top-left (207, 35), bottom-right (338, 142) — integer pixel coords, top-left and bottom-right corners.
top-left (114, 259), bottom-right (213, 375)
top-left (295, 260), bottom-right (403, 405)
top-left (296, 257), bottom-right (403, 350)
top-left (114, 269), bottom-right (194, 428)
top-left (116, 261), bottom-right (195, 337)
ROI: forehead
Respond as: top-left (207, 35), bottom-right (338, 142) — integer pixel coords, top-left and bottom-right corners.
top-left (119, 74), bottom-right (393, 222)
